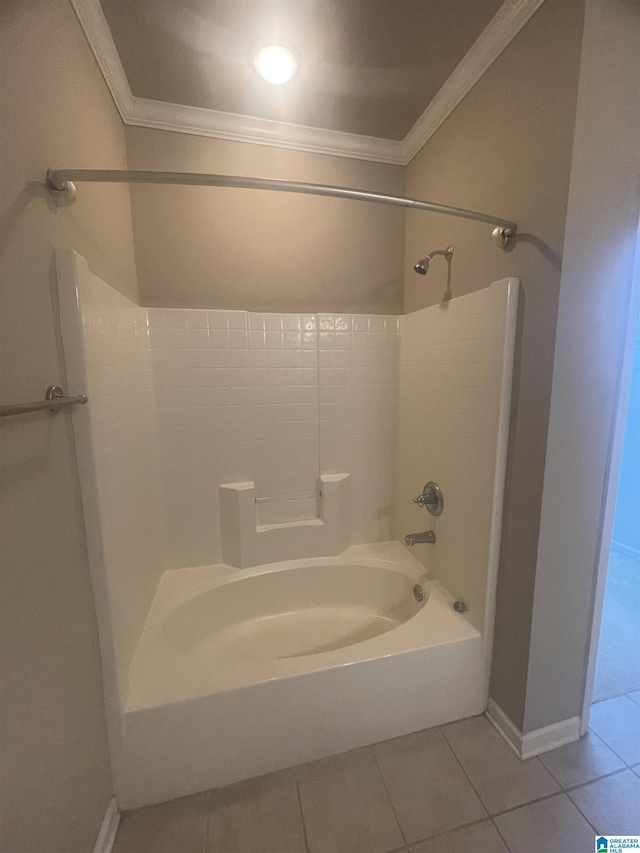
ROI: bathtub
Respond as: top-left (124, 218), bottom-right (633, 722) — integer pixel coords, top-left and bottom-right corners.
top-left (117, 542), bottom-right (485, 807)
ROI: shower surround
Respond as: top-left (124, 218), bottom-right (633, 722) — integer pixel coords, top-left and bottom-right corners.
top-left (56, 249), bottom-right (517, 807)
top-left (150, 301), bottom-right (399, 570)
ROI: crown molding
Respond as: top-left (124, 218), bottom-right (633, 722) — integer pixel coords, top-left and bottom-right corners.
top-left (403, 0), bottom-right (548, 162)
top-left (126, 95), bottom-right (406, 165)
top-left (71, 0), bottom-right (547, 167)
top-left (70, 0), bottom-right (135, 121)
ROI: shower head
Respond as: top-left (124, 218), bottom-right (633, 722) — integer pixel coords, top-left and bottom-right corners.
top-left (413, 245), bottom-right (454, 275)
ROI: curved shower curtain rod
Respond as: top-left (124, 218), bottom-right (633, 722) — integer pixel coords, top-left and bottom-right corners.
top-left (46, 168), bottom-right (517, 249)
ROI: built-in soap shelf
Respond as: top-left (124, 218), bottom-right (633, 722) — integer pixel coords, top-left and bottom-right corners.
top-left (219, 474), bottom-right (350, 568)
top-left (255, 493), bottom-right (319, 528)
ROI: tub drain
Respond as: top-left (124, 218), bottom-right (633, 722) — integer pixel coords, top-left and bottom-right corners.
top-left (413, 584), bottom-right (424, 602)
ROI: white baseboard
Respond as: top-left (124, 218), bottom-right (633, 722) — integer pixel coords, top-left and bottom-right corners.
top-left (486, 698), bottom-right (580, 760)
top-left (93, 798), bottom-right (120, 853)
top-left (486, 697), bottom-right (523, 757)
top-left (611, 539), bottom-right (640, 560)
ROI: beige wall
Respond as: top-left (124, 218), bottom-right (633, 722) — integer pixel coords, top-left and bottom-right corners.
top-left (0, 1), bottom-right (138, 851)
top-left (403, 0), bottom-right (585, 728)
top-left (525, 0), bottom-right (640, 732)
top-left (125, 127), bottom-right (405, 314)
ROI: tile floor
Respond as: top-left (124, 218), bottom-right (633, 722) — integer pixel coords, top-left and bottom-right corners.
top-left (113, 694), bottom-right (640, 853)
top-left (592, 549), bottom-right (640, 702)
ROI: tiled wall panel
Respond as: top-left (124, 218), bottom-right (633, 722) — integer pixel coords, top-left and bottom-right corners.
top-left (149, 309), bottom-right (252, 569)
top-left (318, 314), bottom-right (399, 544)
top-left (149, 309), bottom-right (398, 568)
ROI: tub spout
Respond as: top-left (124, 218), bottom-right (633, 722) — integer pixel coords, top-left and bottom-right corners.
top-left (404, 530), bottom-right (436, 546)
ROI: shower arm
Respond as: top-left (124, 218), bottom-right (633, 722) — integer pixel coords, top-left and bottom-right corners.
top-left (46, 169), bottom-right (517, 249)
top-left (428, 246), bottom-right (454, 261)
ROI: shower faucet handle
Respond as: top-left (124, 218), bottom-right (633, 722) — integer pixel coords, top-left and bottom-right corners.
top-left (412, 482), bottom-right (444, 516)
top-left (413, 494), bottom-right (431, 508)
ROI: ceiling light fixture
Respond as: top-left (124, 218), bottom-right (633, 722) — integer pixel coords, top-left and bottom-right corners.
top-left (253, 45), bottom-right (298, 85)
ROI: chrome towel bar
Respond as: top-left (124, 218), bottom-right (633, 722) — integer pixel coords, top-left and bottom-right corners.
top-left (0, 385), bottom-right (88, 419)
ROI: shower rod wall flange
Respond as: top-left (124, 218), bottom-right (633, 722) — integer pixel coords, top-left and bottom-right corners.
top-left (492, 226), bottom-right (514, 249)
top-left (46, 169), bottom-right (517, 248)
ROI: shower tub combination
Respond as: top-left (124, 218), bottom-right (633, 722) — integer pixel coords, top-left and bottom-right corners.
top-left (124, 542), bottom-right (483, 805)
top-left (57, 248), bottom-right (517, 808)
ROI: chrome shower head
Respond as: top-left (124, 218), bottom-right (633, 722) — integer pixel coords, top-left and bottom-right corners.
top-left (413, 245), bottom-right (454, 275)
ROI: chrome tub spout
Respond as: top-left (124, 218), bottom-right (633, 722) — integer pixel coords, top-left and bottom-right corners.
top-left (404, 531), bottom-right (436, 546)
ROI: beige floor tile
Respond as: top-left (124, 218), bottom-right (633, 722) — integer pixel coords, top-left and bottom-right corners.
top-left (569, 769), bottom-right (640, 835)
top-left (206, 770), bottom-right (306, 853)
top-left (113, 792), bottom-right (208, 853)
top-left (590, 695), bottom-right (640, 765)
top-left (298, 747), bottom-right (404, 853)
top-left (374, 727), bottom-right (486, 843)
top-left (628, 690), bottom-right (640, 707)
top-left (409, 819), bottom-right (508, 852)
top-left (539, 731), bottom-right (625, 789)
top-left (592, 551), bottom-right (640, 701)
top-left (441, 716), bottom-right (559, 814)
top-left (495, 794), bottom-right (594, 853)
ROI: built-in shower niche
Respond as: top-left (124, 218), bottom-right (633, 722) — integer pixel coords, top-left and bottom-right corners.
top-left (219, 474), bottom-right (351, 568)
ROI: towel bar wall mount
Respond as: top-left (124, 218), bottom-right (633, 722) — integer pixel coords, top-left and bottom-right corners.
top-left (0, 386), bottom-right (88, 419)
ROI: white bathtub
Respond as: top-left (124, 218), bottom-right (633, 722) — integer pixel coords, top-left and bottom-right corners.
top-left (117, 542), bottom-right (485, 807)
top-left (162, 561), bottom-right (422, 662)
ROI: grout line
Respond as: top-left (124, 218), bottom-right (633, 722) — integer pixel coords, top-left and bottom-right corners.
top-left (565, 790), bottom-right (600, 836)
top-left (540, 740), bottom-right (630, 793)
top-left (314, 315), bottom-right (322, 483)
top-left (410, 810), bottom-right (549, 852)
top-left (586, 725), bottom-right (627, 758)
top-left (591, 688), bottom-right (640, 706)
top-left (404, 815), bottom-right (494, 849)
top-left (490, 816), bottom-right (514, 853)
top-left (534, 752), bottom-right (564, 790)
top-left (489, 789), bottom-right (568, 819)
top-left (485, 764), bottom-right (636, 824)
top-left (563, 765), bottom-right (632, 796)
top-left (569, 800), bottom-right (600, 835)
top-left (295, 780), bottom-right (311, 853)
top-left (587, 728), bottom-right (635, 767)
top-left (437, 725), bottom-right (490, 818)
top-left (372, 752), bottom-right (408, 847)
top-left (371, 726), bottom-right (540, 851)
top-left (626, 690), bottom-right (640, 709)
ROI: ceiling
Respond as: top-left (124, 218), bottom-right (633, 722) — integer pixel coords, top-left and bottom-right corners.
top-left (98, 0), bottom-right (503, 141)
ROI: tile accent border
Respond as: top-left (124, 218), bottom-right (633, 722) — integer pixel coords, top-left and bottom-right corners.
top-left (69, 0), bottom-right (546, 165)
top-left (486, 697), bottom-right (580, 760)
top-left (93, 798), bottom-right (120, 853)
